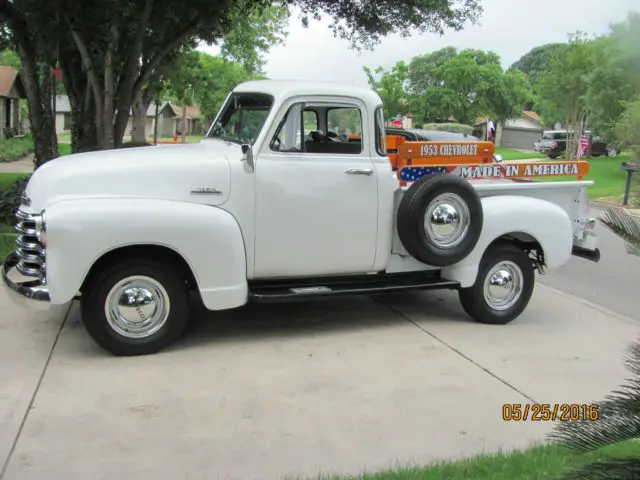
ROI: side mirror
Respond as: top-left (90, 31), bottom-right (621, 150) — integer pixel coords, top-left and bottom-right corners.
top-left (241, 144), bottom-right (254, 170)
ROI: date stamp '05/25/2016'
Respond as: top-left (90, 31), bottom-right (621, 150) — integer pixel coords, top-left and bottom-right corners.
top-left (502, 403), bottom-right (600, 422)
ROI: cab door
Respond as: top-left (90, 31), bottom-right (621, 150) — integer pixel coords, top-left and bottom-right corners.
top-left (253, 97), bottom-right (379, 278)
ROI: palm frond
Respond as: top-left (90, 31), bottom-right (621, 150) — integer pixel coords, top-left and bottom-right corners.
top-left (548, 339), bottom-right (640, 452)
top-left (555, 457), bottom-right (640, 480)
top-left (599, 207), bottom-right (640, 257)
top-left (548, 412), bottom-right (640, 453)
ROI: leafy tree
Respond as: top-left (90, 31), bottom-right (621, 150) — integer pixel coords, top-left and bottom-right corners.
top-left (535, 33), bottom-right (600, 159)
top-left (193, 53), bottom-right (255, 124)
top-left (508, 43), bottom-right (569, 88)
top-left (586, 12), bottom-right (640, 144)
top-left (362, 61), bottom-right (412, 120)
top-left (407, 46), bottom-right (457, 93)
top-left (614, 98), bottom-right (640, 162)
top-left (406, 47), bottom-right (531, 126)
top-left (220, 5), bottom-right (290, 75)
top-left (0, 47), bottom-right (19, 67)
top-left (0, 0), bottom-right (483, 167)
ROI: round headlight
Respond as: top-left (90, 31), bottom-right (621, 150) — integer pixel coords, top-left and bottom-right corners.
top-left (35, 210), bottom-right (46, 246)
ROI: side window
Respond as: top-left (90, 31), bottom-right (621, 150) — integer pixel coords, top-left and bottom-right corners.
top-left (303, 110), bottom-right (318, 135)
top-left (271, 105), bottom-right (320, 152)
top-left (271, 103), bottom-right (364, 155)
top-left (374, 106), bottom-right (387, 156)
top-left (323, 107), bottom-right (363, 155)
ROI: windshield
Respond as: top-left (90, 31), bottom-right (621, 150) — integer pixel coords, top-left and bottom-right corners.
top-left (206, 92), bottom-right (274, 145)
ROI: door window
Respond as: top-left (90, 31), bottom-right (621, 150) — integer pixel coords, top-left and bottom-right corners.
top-left (270, 102), bottom-right (364, 155)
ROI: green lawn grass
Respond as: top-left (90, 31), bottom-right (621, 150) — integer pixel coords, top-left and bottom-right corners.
top-left (312, 440), bottom-right (640, 480)
top-left (0, 134), bottom-right (35, 163)
top-left (494, 147), bottom-right (547, 161)
top-left (0, 222), bottom-right (16, 260)
top-left (536, 154), bottom-right (637, 203)
top-left (0, 172), bottom-right (29, 191)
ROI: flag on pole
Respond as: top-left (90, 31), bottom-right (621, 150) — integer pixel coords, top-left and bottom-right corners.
top-left (577, 125), bottom-right (589, 159)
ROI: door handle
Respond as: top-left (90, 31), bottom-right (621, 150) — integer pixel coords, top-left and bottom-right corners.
top-left (345, 168), bottom-right (373, 175)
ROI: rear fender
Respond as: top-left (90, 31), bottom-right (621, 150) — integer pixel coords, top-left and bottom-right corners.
top-left (45, 199), bottom-right (248, 309)
top-left (441, 195), bottom-right (573, 287)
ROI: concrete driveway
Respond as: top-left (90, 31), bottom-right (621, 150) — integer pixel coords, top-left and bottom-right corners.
top-left (1, 280), bottom-right (638, 480)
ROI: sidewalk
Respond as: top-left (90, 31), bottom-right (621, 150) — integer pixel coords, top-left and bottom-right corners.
top-left (0, 156), bottom-right (34, 173)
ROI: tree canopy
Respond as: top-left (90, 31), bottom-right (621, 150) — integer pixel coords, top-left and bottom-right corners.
top-left (0, 0), bottom-right (483, 166)
top-left (366, 47), bottom-right (531, 127)
top-left (532, 12), bottom-right (640, 153)
top-left (508, 43), bottom-right (569, 87)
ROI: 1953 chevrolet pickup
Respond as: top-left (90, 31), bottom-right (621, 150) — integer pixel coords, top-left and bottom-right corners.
top-left (2, 80), bottom-right (600, 356)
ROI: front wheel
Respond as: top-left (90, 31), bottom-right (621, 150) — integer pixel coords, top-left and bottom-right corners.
top-left (458, 243), bottom-right (535, 325)
top-left (80, 258), bottom-right (190, 356)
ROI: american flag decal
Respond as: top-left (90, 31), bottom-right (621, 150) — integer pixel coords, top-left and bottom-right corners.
top-left (400, 165), bottom-right (470, 182)
top-left (399, 163), bottom-right (514, 182)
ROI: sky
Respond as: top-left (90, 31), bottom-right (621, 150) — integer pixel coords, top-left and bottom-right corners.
top-left (200, 0), bottom-right (638, 88)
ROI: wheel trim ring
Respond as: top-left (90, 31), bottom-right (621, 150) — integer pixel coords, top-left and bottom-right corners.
top-left (105, 275), bottom-right (171, 339)
top-left (482, 260), bottom-right (524, 311)
top-left (423, 192), bottom-right (471, 249)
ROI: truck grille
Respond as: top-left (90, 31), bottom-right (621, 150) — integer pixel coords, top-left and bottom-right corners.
top-left (14, 209), bottom-right (46, 282)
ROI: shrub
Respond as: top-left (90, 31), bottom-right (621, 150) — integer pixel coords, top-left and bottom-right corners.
top-left (0, 175), bottom-right (30, 225)
top-left (0, 134), bottom-right (35, 163)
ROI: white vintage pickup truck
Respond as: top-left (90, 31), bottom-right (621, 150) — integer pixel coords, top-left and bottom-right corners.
top-left (2, 80), bottom-right (600, 356)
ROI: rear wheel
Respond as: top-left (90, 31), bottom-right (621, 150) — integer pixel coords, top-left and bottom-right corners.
top-left (458, 243), bottom-right (534, 325)
top-left (80, 258), bottom-right (190, 356)
top-left (548, 154), bottom-right (559, 159)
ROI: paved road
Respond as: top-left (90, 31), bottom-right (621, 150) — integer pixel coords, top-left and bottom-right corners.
top-left (540, 205), bottom-right (640, 320)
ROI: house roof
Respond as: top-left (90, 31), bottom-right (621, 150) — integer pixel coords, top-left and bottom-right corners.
top-left (0, 66), bottom-right (26, 98)
top-left (167, 103), bottom-right (201, 120)
top-left (473, 110), bottom-right (542, 126)
top-left (522, 110), bottom-right (541, 123)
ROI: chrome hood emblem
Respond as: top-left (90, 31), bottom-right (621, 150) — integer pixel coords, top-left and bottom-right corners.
top-left (190, 187), bottom-right (223, 195)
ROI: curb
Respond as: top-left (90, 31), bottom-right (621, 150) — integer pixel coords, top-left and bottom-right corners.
top-left (591, 201), bottom-right (640, 216)
top-left (537, 283), bottom-right (640, 328)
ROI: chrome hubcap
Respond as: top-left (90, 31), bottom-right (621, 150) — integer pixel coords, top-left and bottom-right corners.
top-left (482, 261), bottom-right (523, 311)
top-left (424, 193), bottom-right (470, 248)
top-left (105, 275), bottom-right (170, 339)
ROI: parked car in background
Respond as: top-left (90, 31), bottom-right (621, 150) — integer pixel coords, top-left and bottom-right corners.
top-left (535, 130), bottom-right (618, 159)
top-left (386, 127), bottom-right (503, 162)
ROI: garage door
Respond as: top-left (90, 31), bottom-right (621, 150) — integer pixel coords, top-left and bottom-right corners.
top-left (501, 127), bottom-right (542, 150)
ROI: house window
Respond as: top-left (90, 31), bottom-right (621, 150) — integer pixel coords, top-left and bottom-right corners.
top-left (63, 113), bottom-right (72, 130)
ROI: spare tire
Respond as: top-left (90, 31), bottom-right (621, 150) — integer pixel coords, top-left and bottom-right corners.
top-left (397, 173), bottom-right (483, 267)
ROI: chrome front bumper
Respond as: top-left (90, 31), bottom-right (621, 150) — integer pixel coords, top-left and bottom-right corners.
top-left (2, 251), bottom-right (51, 308)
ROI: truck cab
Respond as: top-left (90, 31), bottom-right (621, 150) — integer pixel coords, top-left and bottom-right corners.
top-left (2, 80), bottom-right (600, 356)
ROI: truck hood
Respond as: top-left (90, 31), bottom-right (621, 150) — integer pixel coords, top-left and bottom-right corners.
top-left (23, 140), bottom-right (237, 212)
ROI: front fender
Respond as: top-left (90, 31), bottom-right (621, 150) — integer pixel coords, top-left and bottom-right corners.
top-left (45, 198), bottom-right (248, 309)
top-left (441, 195), bottom-right (573, 287)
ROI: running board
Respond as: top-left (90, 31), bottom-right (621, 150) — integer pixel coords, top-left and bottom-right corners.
top-left (248, 271), bottom-right (460, 301)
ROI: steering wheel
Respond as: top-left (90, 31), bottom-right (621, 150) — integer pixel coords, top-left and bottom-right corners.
top-left (310, 130), bottom-right (331, 143)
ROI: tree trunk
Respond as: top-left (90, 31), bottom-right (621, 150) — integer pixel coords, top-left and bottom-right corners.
top-left (153, 99), bottom-right (160, 145)
top-left (60, 42), bottom-right (99, 154)
top-left (131, 94), bottom-right (148, 144)
top-left (15, 44), bottom-right (58, 168)
top-left (181, 96), bottom-right (187, 143)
